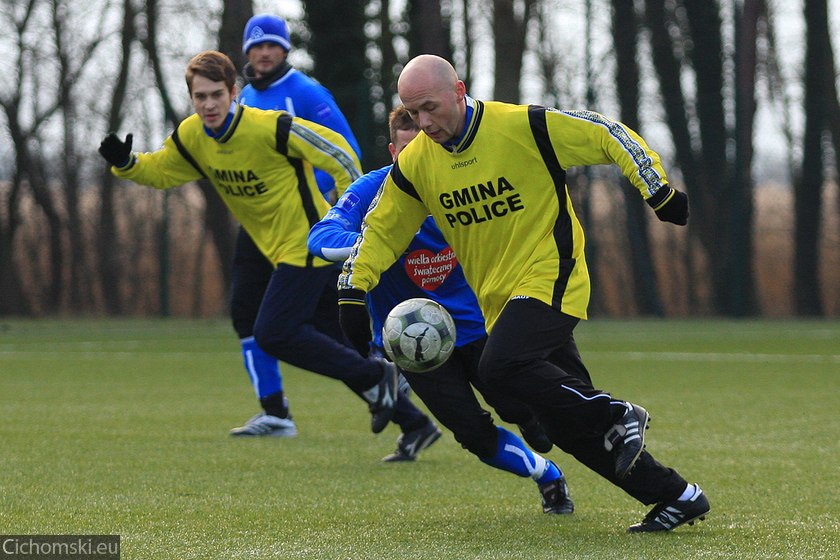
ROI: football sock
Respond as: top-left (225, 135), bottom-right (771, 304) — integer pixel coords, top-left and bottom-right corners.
top-left (259, 391), bottom-right (288, 419)
top-left (241, 336), bottom-right (283, 399)
top-left (480, 427), bottom-right (562, 484)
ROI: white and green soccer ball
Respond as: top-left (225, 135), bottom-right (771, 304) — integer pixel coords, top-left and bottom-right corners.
top-left (382, 298), bottom-right (456, 373)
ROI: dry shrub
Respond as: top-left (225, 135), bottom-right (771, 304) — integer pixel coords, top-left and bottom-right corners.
top-left (3, 178), bottom-right (838, 317)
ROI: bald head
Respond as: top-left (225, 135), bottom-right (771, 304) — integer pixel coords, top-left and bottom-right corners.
top-left (398, 55), bottom-right (458, 93)
top-left (397, 55), bottom-right (466, 144)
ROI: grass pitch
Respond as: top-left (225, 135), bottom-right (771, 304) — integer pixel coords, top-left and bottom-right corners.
top-left (1, 318), bottom-right (838, 559)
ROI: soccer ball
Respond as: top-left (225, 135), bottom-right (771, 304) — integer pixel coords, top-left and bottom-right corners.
top-left (382, 298), bottom-right (456, 373)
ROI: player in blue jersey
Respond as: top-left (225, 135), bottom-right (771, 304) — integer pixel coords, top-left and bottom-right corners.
top-left (308, 106), bottom-right (573, 513)
top-left (239, 14), bottom-right (361, 203)
top-left (226, 15), bottom-right (431, 451)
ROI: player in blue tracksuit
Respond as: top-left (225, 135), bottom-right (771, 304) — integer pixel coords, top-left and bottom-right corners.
top-left (308, 105), bottom-right (574, 513)
top-left (228, 15), bottom-right (436, 450)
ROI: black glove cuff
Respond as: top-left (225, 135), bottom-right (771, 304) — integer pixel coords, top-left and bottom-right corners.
top-left (646, 185), bottom-right (674, 210)
top-left (652, 188), bottom-right (689, 225)
top-left (115, 154), bottom-right (136, 170)
top-left (338, 288), bottom-right (367, 306)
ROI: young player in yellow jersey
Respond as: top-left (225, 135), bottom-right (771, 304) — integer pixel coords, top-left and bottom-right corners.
top-left (98, 50), bottom-right (400, 439)
top-left (338, 54), bottom-right (709, 533)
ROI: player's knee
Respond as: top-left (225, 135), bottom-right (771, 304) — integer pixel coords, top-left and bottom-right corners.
top-left (447, 413), bottom-right (499, 458)
top-left (230, 296), bottom-right (260, 338)
top-left (253, 321), bottom-right (296, 360)
top-left (477, 348), bottom-right (519, 386)
top-left (455, 428), bottom-right (498, 458)
top-left (231, 315), bottom-right (254, 339)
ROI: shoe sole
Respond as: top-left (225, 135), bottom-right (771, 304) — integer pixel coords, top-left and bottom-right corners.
top-left (676, 494), bottom-right (711, 530)
top-left (229, 428), bottom-right (298, 437)
top-left (628, 509), bottom-right (709, 533)
top-left (381, 453), bottom-right (415, 463)
top-left (682, 510), bottom-right (709, 528)
top-left (617, 405), bottom-right (650, 479)
top-left (543, 504), bottom-right (575, 515)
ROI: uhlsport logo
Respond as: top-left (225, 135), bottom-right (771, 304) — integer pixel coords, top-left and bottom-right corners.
top-left (451, 156), bottom-right (478, 170)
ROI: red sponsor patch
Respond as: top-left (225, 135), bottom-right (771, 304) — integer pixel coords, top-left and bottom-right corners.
top-left (404, 248), bottom-right (458, 291)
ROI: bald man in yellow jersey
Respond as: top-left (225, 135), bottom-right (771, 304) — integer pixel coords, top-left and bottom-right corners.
top-left (98, 50), bottom-right (400, 437)
top-left (338, 54), bottom-right (709, 533)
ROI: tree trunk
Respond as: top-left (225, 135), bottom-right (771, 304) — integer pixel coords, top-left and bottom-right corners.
top-left (461, 0), bottom-right (473, 88)
top-left (0, 173), bottom-right (30, 316)
top-left (380, 0), bottom-right (399, 95)
top-left (492, 0), bottom-right (534, 103)
top-left (682, 0), bottom-right (732, 313)
top-left (144, 0), bottom-right (183, 127)
top-left (22, 147), bottom-right (63, 312)
top-left (53, 0), bottom-right (86, 312)
top-left (303, 0), bottom-right (372, 167)
top-left (406, 0), bottom-right (453, 60)
top-left (818, 5), bottom-right (840, 253)
top-left (729, 0), bottom-right (762, 316)
top-left (611, 0), bottom-right (663, 316)
top-left (643, 0), bottom-right (710, 313)
top-left (98, 0), bottom-right (137, 315)
top-left (219, 0), bottom-right (253, 71)
top-left (795, 0), bottom-right (829, 315)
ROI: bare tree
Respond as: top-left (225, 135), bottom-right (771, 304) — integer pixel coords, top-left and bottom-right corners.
top-left (642, 0), bottom-right (770, 315)
top-left (729, 0), bottom-right (763, 316)
top-left (97, 0), bottom-right (137, 315)
top-left (302, 0), bottom-right (371, 165)
top-left (50, 0), bottom-right (111, 312)
top-left (368, 0), bottom-right (402, 168)
top-left (643, 0), bottom-right (706, 314)
top-left (532, 2), bottom-right (561, 107)
top-left (219, 0), bottom-right (252, 71)
top-left (406, 0), bottom-right (453, 60)
top-left (0, 2), bottom-right (37, 315)
top-left (611, 0), bottom-right (663, 316)
top-left (459, 0), bottom-right (474, 88)
top-left (492, 0), bottom-right (536, 103)
top-left (794, 0), bottom-right (834, 315)
top-left (379, 0), bottom-right (400, 95)
top-left (0, 0), bottom-right (73, 313)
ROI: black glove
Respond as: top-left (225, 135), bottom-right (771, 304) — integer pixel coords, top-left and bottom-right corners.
top-left (338, 288), bottom-right (372, 357)
top-left (647, 186), bottom-right (689, 225)
top-left (99, 132), bottom-right (134, 167)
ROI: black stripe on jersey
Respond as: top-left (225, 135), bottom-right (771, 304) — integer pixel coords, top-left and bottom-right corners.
top-left (527, 105), bottom-right (574, 309)
top-left (453, 100), bottom-right (483, 153)
top-left (390, 159), bottom-right (422, 201)
top-left (171, 125), bottom-right (207, 178)
top-left (275, 113), bottom-right (293, 155)
top-left (217, 104), bottom-right (245, 144)
top-left (289, 158), bottom-right (319, 267)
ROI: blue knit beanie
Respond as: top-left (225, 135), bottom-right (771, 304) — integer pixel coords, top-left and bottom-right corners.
top-left (242, 14), bottom-right (292, 54)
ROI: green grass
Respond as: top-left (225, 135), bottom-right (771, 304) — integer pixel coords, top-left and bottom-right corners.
top-left (1, 318), bottom-right (838, 559)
